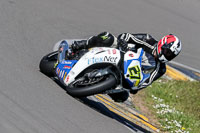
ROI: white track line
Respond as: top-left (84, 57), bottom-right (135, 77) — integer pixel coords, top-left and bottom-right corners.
top-left (169, 61), bottom-right (200, 74)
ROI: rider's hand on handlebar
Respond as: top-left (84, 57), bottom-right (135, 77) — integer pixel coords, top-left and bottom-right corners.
top-left (117, 39), bottom-right (128, 52)
top-left (118, 39), bottom-right (137, 52)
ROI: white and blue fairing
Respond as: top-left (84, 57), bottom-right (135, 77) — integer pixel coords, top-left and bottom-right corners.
top-left (55, 40), bottom-right (121, 86)
top-left (123, 48), bottom-right (150, 88)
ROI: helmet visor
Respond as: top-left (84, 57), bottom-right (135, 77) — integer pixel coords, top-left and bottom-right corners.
top-left (161, 46), bottom-right (176, 61)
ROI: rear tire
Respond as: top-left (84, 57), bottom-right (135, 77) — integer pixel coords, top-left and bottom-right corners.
top-left (66, 75), bottom-right (117, 97)
top-left (39, 51), bottom-right (58, 77)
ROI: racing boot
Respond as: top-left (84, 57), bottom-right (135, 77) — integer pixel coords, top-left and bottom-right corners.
top-left (108, 90), bottom-right (129, 102)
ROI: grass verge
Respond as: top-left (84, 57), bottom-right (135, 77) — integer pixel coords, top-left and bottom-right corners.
top-left (134, 79), bottom-right (200, 133)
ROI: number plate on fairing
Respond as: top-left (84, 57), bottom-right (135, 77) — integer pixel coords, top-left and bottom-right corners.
top-left (123, 49), bottom-right (144, 87)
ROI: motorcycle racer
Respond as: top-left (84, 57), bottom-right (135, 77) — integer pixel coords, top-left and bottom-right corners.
top-left (68, 32), bottom-right (181, 91)
top-left (60, 32), bottom-right (181, 101)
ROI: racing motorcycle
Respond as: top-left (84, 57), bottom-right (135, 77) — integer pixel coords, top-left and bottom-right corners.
top-left (39, 40), bottom-right (153, 102)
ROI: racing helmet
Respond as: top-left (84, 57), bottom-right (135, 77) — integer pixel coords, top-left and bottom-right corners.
top-left (96, 32), bottom-right (118, 47)
top-left (156, 34), bottom-right (182, 63)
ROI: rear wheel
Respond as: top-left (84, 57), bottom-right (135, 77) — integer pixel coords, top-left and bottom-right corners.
top-left (66, 74), bottom-right (117, 97)
top-left (39, 51), bottom-right (58, 77)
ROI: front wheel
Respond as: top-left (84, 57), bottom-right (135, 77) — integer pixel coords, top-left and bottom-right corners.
top-left (65, 74), bottom-right (117, 97)
top-left (39, 51), bottom-right (58, 77)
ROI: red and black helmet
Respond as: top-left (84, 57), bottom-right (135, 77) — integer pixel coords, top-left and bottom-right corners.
top-left (156, 34), bottom-right (182, 63)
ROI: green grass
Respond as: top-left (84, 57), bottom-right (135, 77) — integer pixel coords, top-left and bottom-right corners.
top-left (144, 79), bottom-right (200, 133)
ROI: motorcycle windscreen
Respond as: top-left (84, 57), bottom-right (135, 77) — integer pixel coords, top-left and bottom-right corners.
top-left (58, 40), bottom-right (69, 63)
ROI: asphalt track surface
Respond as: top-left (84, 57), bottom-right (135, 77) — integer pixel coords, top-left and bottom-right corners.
top-left (0, 0), bottom-right (200, 133)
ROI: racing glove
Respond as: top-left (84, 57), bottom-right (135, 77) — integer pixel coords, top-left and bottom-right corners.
top-left (71, 40), bottom-right (88, 52)
top-left (117, 39), bottom-right (128, 52)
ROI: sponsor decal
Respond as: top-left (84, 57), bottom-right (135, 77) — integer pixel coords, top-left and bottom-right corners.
top-left (63, 65), bottom-right (71, 69)
top-left (129, 54), bottom-right (134, 57)
top-left (112, 49), bottom-right (116, 54)
top-left (98, 48), bottom-right (104, 51)
top-left (63, 72), bottom-right (67, 80)
top-left (88, 56), bottom-right (118, 64)
top-left (107, 49), bottom-right (111, 54)
top-left (107, 49), bottom-right (117, 54)
top-left (104, 56), bottom-right (117, 62)
top-left (64, 61), bottom-right (72, 64)
top-left (66, 75), bottom-right (70, 83)
top-left (59, 70), bottom-right (65, 78)
top-left (56, 67), bottom-right (60, 75)
top-left (88, 57), bottom-right (103, 64)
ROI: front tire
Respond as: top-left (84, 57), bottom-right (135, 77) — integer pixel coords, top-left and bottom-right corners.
top-left (39, 51), bottom-right (58, 77)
